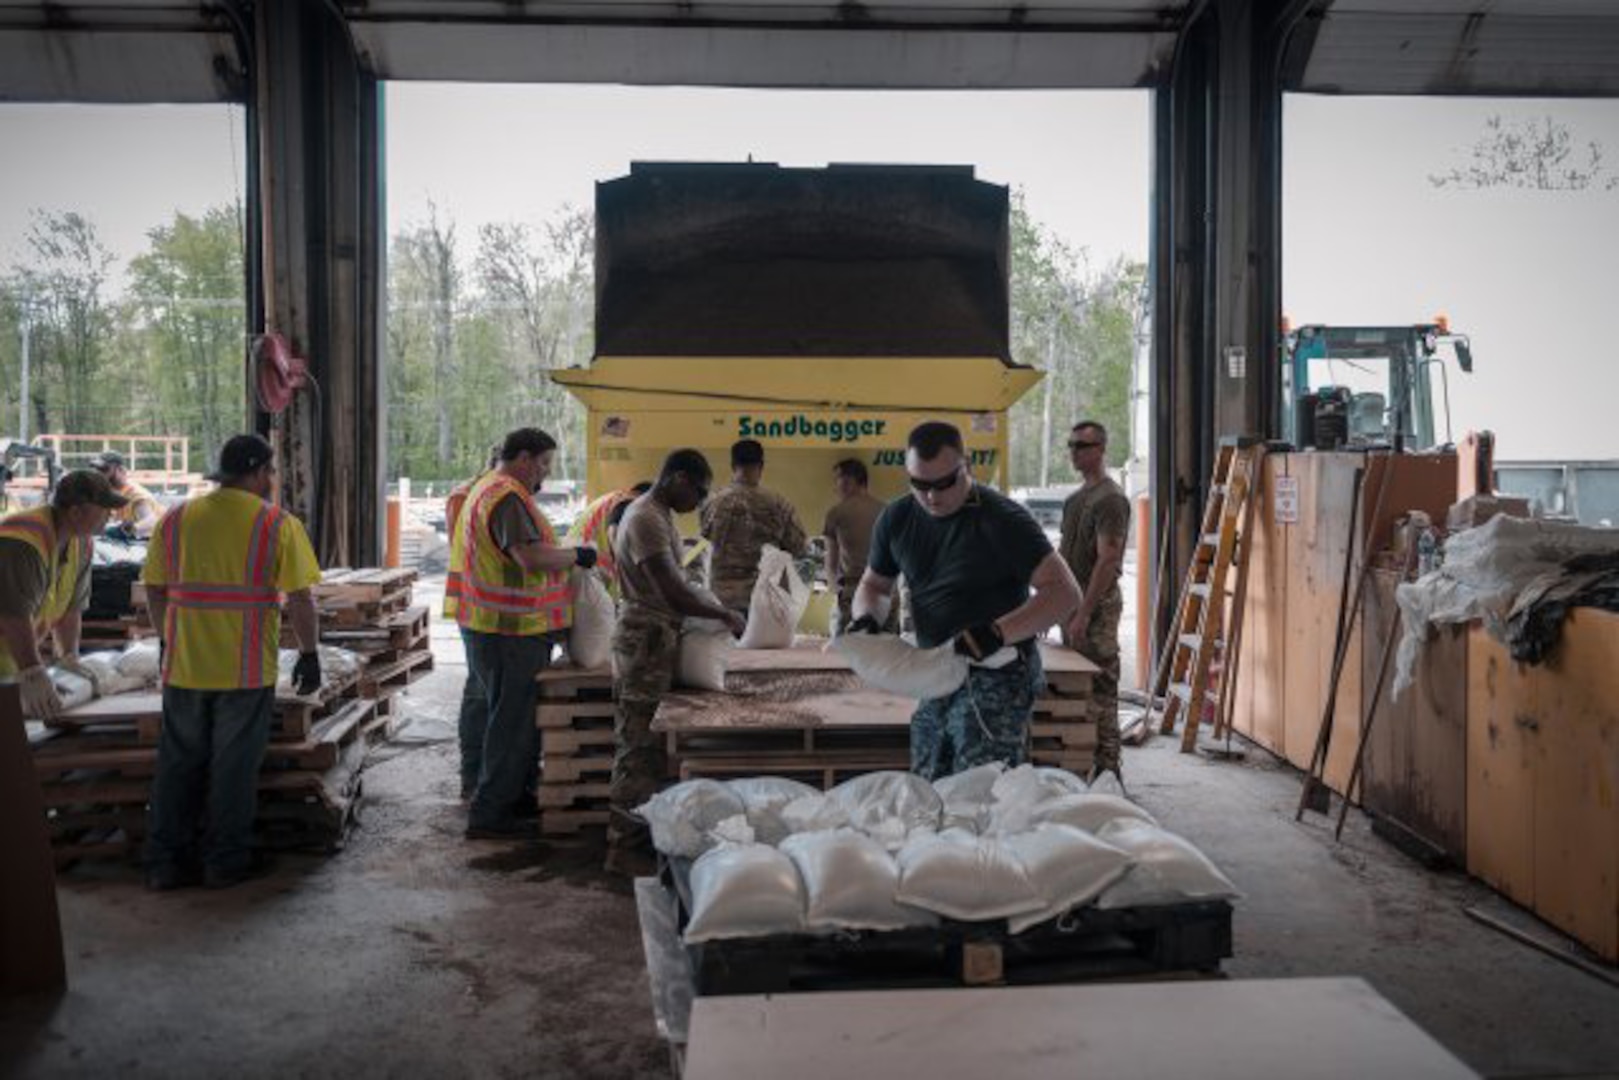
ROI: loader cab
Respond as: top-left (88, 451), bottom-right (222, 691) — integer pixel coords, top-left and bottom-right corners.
top-left (1280, 322), bottom-right (1473, 452)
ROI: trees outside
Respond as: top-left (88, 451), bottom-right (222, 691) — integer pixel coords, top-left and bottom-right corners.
top-left (4, 196), bottom-right (1144, 494)
top-left (1430, 114), bottom-right (1619, 192)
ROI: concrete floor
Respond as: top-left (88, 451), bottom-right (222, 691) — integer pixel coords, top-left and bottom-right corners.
top-left (4, 617), bottom-right (1618, 1078)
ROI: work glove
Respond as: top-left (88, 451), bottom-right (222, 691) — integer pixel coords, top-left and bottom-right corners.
top-left (844, 614), bottom-right (882, 636)
top-left (103, 522), bottom-right (136, 542)
top-left (953, 622), bottom-right (1005, 662)
top-left (292, 651), bottom-right (322, 696)
top-left (55, 654), bottom-right (103, 697)
top-left (19, 664), bottom-right (65, 720)
top-left (574, 546), bottom-right (599, 570)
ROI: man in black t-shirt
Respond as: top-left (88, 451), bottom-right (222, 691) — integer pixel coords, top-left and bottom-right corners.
top-left (848, 421), bottom-right (1081, 780)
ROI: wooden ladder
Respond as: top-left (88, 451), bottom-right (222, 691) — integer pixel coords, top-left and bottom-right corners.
top-left (1150, 440), bottom-right (1264, 752)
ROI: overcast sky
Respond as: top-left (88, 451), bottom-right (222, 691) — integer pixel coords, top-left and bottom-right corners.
top-left (1, 87), bottom-right (1616, 460)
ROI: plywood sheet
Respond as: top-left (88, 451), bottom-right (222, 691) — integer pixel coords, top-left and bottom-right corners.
top-left (1233, 453), bottom-right (1289, 756)
top-left (1466, 629), bottom-right (1536, 906)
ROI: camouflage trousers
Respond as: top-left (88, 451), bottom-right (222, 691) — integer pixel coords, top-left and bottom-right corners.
top-left (1075, 597), bottom-right (1124, 776)
top-left (608, 607), bottom-right (681, 852)
top-left (911, 645), bottom-right (1044, 781)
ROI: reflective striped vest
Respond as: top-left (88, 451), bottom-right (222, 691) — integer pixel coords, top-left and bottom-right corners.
top-left (0, 507), bottom-right (88, 679)
top-left (441, 474), bottom-right (481, 621)
top-left (568, 488), bottom-right (633, 585)
top-left (158, 496), bottom-right (285, 687)
top-left (454, 471), bottom-right (572, 636)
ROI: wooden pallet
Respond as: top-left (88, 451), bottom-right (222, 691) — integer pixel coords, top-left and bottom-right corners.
top-left (536, 664), bottom-right (613, 700)
top-left (538, 783), bottom-right (612, 809)
top-left (678, 749), bottom-right (912, 788)
top-left (79, 617), bottom-right (157, 646)
top-left (312, 567), bottom-right (419, 604)
top-left (359, 649), bottom-right (435, 699)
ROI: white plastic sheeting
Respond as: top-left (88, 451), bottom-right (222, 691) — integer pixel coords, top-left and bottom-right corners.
top-left (1394, 515), bottom-right (1619, 696)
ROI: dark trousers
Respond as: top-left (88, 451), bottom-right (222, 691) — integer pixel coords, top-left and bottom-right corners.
top-left (456, 633), bottom-right (486, 796)
top-left (910, 646), bottom-right (1044, 781)
top-left (146, 685), bottom-right (275, 876)
top-left (463, 628), bottom-right (552, 829)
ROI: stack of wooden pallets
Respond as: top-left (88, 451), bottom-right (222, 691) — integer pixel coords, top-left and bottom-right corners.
top-left (1028, 648), bottom-right (1099, 776)
top-left (308, 568), bottom-right (434, 731)
top-left (31, 669), bottom-right (381, 866)
top-left (533, 663), bottom-right (617, 836)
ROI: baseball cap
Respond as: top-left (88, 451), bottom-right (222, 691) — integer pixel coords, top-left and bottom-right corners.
top-left (207, 434), bottom-right (276, 482)
top-left (53, 469), bottom-right (131, 511)
top-left (89, 450), bottom-right (127, 471)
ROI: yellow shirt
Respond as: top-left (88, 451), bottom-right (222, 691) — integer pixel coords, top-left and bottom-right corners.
top-left (0, 508), bottom-right (90, 679)
top-left (142, 488), bottom-right (321, 690)
top-left (114, 478), bottom-right (163, 530)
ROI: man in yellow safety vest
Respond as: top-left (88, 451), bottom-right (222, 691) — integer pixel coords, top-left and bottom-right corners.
top-left (89, 450), bottom-right (163, 539)
top-left (455, 427), bottom-right (596, 840)
top-left (444, 443), bottom-right (501, 799)
top-left (0, 470), bottom-right (129, 718)
top-left (141, 434), bottom-right (323, 890)
top-left (567, 480), bottom-right (651, 593)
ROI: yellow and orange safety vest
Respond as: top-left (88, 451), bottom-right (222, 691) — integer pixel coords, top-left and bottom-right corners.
top-left (453, 471), bottom-right (572, 636)
top-left (0, 507), bottom-right (89, 679)
top-left (142, 488), bottom-right (321, 690)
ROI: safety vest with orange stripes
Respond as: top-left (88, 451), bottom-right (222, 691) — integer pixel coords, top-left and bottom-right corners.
top-left (454, 471), bottom-right (572, 636)
top-left (567, 488), bottom-right (634, 586)
top-left (441, 473), bottom-right (483, 621)
top-left (0, 507), bottom-right (89, 679)
top-left (141, 487), bottom-right (322, 690)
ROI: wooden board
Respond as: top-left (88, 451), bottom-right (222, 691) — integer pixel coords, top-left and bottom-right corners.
top-left (1360, 569), bottom-right (1467, 862)
top-left (1468, 611), bottom-right (1619, 962)
top-left (681, 978), bottom-right (1479, 1080)
top-left (1232, 452), bottom-right (1289, 756)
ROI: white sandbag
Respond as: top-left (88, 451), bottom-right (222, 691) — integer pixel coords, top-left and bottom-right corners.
top-left (727, 777), bottom-right (821, 846)
top-left (985, 765), bottom-right (1091, 833)
top-left (76, 652), bottom-right (147, 697)
top-left (683, 843), bottom-right (807, 943)
top-left (273, 645), bottom-right (366, 698)
top-left (827, 771), bottom-right (943, 850)
top-left (780, 828), bottom-right (938, 932)
top-left (737, 545), bottom-right (810, 650)
top-left (44, 669), bottom-right (96, 712)
top-left (895, 827), bottom-right (1045, 921)
top-left (1094, 819), bottom-right (1240, 908)
top-left (566, 567), bottom-right (615, 669)
top-left (1027, 793), bottom-right (1158, 835)
top-left (116, 639), bottom-right (162, 682)
top-left (709, 814), bottom-right (756, 846)
top-left (934, 762), bottom-right (1006, 832)
top-left (677, 620), bottom-right (734, 691)
top-left (1002, 824), bottom-right (1137, 934)
top-left (778, 792), bottom-right (851, 836)
top-left (832, 632), bottom-right (968, 700)
top-left (638, 780), bottom-right (748, 858)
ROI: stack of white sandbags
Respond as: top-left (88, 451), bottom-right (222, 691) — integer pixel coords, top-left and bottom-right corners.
top-left (639, 764), bottom-right (1240, 943)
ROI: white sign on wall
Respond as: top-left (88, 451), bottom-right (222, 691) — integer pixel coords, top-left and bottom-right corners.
top-left (1274, 476), bottom-right (1300, 525)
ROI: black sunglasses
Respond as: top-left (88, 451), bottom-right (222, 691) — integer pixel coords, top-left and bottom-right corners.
top-left (908, 466), bottom-right (963, 494)
top-left (1067, 439), bottom-right (1102, 451)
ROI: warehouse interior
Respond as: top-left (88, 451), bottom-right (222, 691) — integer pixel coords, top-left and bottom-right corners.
top-left (4, 2), bottom-right (1618, 1078)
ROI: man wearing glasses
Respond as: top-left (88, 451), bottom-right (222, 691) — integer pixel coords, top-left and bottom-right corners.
top-left (847, 421), bottom-right (1080, 780)
top-left (1059, 420), bottom-right (1130, 782)
top-left (606, 449), bottom-right (746, 875)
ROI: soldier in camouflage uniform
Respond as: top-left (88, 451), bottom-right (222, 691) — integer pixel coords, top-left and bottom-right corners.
top-left (848, 421), bottom-right (1080, 781)
top-left (1059, 420), bottom-right (1131, 781)
top-left (699, 440), bottom-right (808, 612)
top-left (606, 450), bottom-right (745, 876)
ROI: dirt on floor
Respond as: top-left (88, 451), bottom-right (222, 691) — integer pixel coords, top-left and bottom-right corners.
top-left (4, 649), bottom-right (1618, 1079)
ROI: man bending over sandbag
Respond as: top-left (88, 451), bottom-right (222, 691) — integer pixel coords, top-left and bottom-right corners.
top-left (607, 449), bottom-right (746, 876)
top-left (847, 421), bottom-right (1079, 780)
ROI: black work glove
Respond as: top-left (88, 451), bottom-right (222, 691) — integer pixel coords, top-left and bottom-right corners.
top-left (292, 651), bottom-right (322, 696)
top-left (104, 522), bottom-right (136, 542)
top-left (574, 546), bottom-right (599, 570)
top-left (845, 614), bottom-right (882, 636)
top-left (953, 622), bottom-right (1005, 661)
